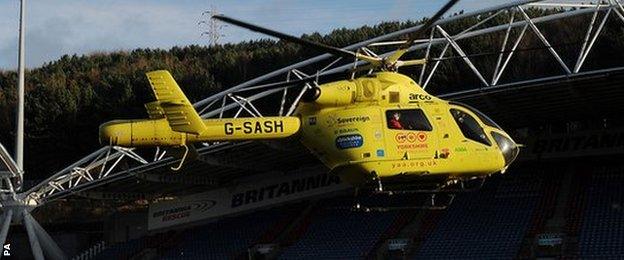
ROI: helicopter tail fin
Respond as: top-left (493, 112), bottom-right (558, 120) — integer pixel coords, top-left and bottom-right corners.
top-left (145, 70), bottom-right (207, 135)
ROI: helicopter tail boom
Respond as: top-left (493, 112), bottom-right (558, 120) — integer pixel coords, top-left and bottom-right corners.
top-left (99, 70), bottom-right (301, 147)
top-left (99, 116), bottom-right (300, 147)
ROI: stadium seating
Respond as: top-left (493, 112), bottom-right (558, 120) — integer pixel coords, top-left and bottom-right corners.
top-left (95, 164), bottom-right (624, 259)
top-left (412, 174), bottom-right (541, 259)
top-left (162, 206), bottom-right (303, 259)
top-left (96, 232), bottom-right (171, 260)
top-left (96, 205), bottom-right (302, 259)
top-left (278, 197), bottom-right (400, 259)
top-left (562, 170), bottom-right (589, 258)
top-left (412, 210), bottom-right (442, 246)
top-left (578, 168), bottom-right (624, 258)
top-left (517, 169), bottom-right (561, 258)
top-left (95, 238), bottom-right (140, 260)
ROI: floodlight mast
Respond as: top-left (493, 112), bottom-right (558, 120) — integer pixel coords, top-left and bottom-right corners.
top-left (15, 0), bottom-right (26, 175)
top-left (0, 2), bottom-right (67, 259)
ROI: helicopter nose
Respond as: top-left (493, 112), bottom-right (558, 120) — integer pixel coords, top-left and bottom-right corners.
top-left (491, 132), bottom-right (519, 167)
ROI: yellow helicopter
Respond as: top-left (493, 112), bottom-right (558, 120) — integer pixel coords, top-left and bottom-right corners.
top-left (99, 0), bottom-right (519, 207)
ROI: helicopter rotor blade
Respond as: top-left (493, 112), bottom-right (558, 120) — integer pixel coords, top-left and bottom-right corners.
top-left (214, 1), bottom-right (457, 71)
top-left (385, 0), bottom-right (460, 66)
top-left (234, 69), bottom-right (349, 93)
top-left (395, 58), bottom-right (427, 68)
top-left (212, 15), bottom-right (381, 65)
top-left (352, 58), bottom-right (428, 74)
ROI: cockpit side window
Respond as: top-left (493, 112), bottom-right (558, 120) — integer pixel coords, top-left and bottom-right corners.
top-left (450, 102), bottom-right (502, 129)
top-left (386, 109), bottom-right (432, 131)
top-left (450, 108), bottom-right (491, 146)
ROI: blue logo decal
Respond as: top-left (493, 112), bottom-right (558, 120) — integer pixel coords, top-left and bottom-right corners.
top-left (376, 149), bottom-right (385, 157)
top-left (335, 134), bottom-right (364, 149)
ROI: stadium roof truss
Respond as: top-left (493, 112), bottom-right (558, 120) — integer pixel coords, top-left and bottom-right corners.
top-left (10, 0), bottom-right (624, 207)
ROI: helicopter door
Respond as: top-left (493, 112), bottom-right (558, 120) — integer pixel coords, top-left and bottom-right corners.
top-left (384, 108), bottom-right (434, 161)
top-left (448, 107), bottom-right (494, 173)
top-left (427, 104), bottom-right (452, 162)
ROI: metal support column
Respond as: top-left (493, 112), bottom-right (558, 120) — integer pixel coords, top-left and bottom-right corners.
top-left (23, 210), bottom-right (44, 260)
top-left (0, 210), bottom-right (13, 260)
top-left (30, 214), bottom-right (66, 260)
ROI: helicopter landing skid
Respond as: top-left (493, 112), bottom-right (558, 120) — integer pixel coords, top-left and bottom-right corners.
top-left (351, 193), bottom-right (456, 212)
top-left (347, 176), bottom-right (485, 212)
top-left (372, 177), bottom-right (486, 195)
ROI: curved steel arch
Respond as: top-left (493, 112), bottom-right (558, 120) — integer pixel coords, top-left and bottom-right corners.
top-left (14, 0), bottom-right (624, 206)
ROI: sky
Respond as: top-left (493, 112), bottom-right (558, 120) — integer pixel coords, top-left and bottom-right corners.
top-left (0, 0), bottom-right (508, 69)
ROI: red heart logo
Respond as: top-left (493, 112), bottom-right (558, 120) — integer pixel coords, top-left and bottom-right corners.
top-left (417, 132), bottom-right (427, 142)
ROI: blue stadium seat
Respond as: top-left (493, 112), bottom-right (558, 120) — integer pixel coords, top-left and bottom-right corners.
top-left (578, 171), bottom-right (624, 258)
top-left (279, 198), bottom-right (399, 259)
top-left (162, 207), bottom-right (299, 259)
top-left (412, 175), bottom-right (540, 259)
